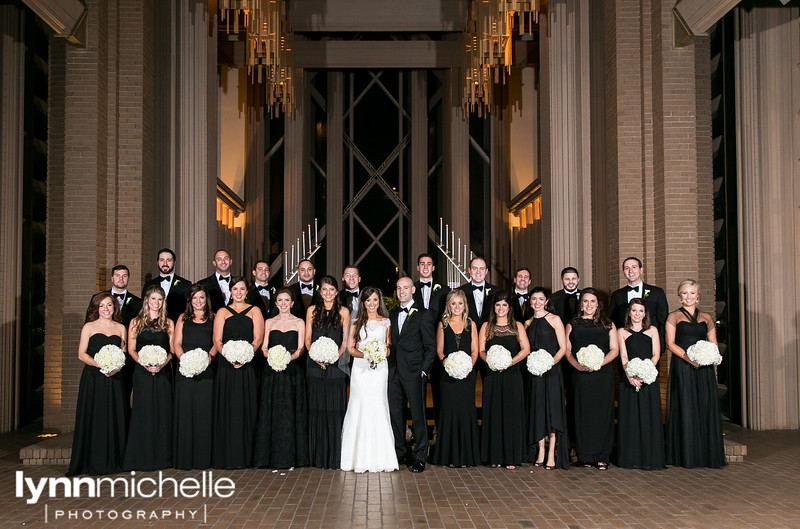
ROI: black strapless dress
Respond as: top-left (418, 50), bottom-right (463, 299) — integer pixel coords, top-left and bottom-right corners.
top-left (666, 309), bottom-right (726, 468)
top-left (123, 327), bottom-right (172, 471)
top-left (212, 306), bottom-right (258, 469)
top-left (254, 329), bottom-right (310, 468)
top-left (67, 333), bottom-right (128, 476)
top-left (173, 318), bottom-right (214, 470)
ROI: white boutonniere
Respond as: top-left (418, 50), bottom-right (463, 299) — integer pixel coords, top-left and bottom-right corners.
top-left (433, 284), bottom-right (441, 291)
top-left (125, 297), bottom-right (131, 306)
top-left (644, 289), bottom-right (650, 298)
top-left (408, 308), bottom-right (418, 316)
top-left (485, 288), bottom-right (492, 297)
top-left (174, 279), bottom-right (180, 285)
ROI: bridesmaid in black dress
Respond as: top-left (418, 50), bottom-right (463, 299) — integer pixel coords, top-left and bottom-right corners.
top-left (524, 287), bottom-right (569, 470)
top-left (172, 284), bottom-right (216, 470)
top-left (123, 285), bottom-right (174, 471)
top-left (617, 299), bottom-right (665, 470)
top-left (254, 287), bottom-right (310, 468)
top-left (665, 279), bottom-right (726, 468)
top-left (565, 288), bottom-right (618, 471)
top-left (432, 289), bottom-right (480, 467)
top-left (68, 293), bottom-right (128, 476)
top-left (479, 290), bottom-right (530, 469)
top-left (304, 276), bottom-right (350, 469)
top-left (212, 277), bottom-right (265, 469)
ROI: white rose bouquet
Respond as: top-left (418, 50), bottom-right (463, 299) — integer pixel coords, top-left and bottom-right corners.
top-left (361, 340), bottom-right (387, 369)
top-left (624, 357), bottom-right (658, 391)
top-left (686, 340), bottom-right (722, 367)
top-left (95, 344), bottom-right (125, 375)
top-left (138, 345), bottom-right (168, 374)
top-left (443, 350), bottom-right (472, 380)
top-left (178, 348), bottom-right (210, 377)
top-left (308, 336), bottom-right (340, 369)
top-left (526, 349), bottom-right (554, 377)
top-left (221, 340), bottom-right (254, 365)
top-left (267, 344), bottom-right (292, 372)
top-left (576, 344), bottom-right (604, 371)
top-left (486, 344), bottom-right (512, 372)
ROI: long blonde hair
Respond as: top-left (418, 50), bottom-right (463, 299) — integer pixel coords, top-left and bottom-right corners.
top-left (441, 289), bottom-right (471, 330)
top-left (130, 285), bottom-right (170, 336)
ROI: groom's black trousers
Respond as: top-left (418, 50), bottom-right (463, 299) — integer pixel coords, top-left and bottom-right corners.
top-left (389, 374), bottom-right (428, 465)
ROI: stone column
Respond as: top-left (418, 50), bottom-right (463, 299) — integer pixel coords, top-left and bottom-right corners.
top-left (326, 72), bottom-right (344, 276)
top-left (734, 5), bottom-right (800, 429)
top-left (284, 68), bottom-right (308, 280)
top-left (410, 70), bottom-right (428, 268)
top-left (442, 70), bottom-right (470, 259)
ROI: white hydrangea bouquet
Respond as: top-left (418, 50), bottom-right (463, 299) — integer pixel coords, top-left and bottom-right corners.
top-left (138, 345), bottom-right (168, 374)
top-left (361, 339), bottom-right (387, 369)
top-left (221, 339), bottom-right (254, 365)
top-left (95, 344), bottom-right (126, 375)
top-left (686, 340), bottom-right (722, 367)
top-left (308, 336), bottom-right (340, 369)
top-left (178, 348), bottom-right (210, 377)
top-left (526, 349), bottom-right (554, 377)
top-left (486, 344), bottom-right (512, 372)
top-left (443, 350), bottom-right (472, 380)
top-left (267, 344), bottom-right (292, 372)
top-left (624, 357), bottom-right (658, 391)
top-left (576, 344), bottom-right (604, 371)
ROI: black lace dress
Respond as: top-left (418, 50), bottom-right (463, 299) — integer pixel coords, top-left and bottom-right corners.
top-left (666, 309), bottom-right (726, 468)
top-left (617, 329), bottom-right (665, 469)
top-left (172, 318), bottom-right (214, 470)
top-left (67, 334), bottom-right (128, 476)
top-left (432, 323), bottom-right (480, 467)
top-left (254, 329), bottom-right (310, 468)
top-left (212, 306), bottom-right (258, 469)
top-left (526, 316), bottom-right (570, 469)
top-left (481, 326), bottom-right (525, 466)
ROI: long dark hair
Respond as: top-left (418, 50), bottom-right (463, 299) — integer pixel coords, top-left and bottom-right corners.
top-left (352, 286), bottom-right (387, 339)
top-left (313, 275), bottom-right (343, 329)
top-left (485, 290), bottom-right (518, 340)
top-left (182, 283), bottom-right (214, 323)
top-left (624, 298), bottom-right (651, 330)
top-left (578, 287), bottom-right (612, 330)
top-left (86, 292), bottom-right (121, 324)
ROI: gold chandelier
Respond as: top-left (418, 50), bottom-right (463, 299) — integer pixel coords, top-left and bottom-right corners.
top-left (464, 0), bottom-right (543, 114)
top-left (219, 0), bottom-right (294, 115)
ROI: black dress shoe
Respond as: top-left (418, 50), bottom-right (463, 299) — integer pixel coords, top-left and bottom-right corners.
top-left (411, 461), bottom-right (426, 473)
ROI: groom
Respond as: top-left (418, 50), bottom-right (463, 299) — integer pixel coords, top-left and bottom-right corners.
top-left (389, 276), bottom-right (436, 472)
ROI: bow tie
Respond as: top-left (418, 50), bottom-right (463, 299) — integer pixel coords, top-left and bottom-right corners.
top-left (257, 285), bottom-right (269, 292)
top-left (566, 290), bottom-right (579, 296)
top-left (300, 283), bottom-right (313, 290)
top-left (160, 276), bottom-right (171, 284)
top-left (517, 292), bottom-right (529, 299)
top-left (219, 276), bottom-right (231, 283)
top-left (400, 306), bottom-right (412, 314)
top-left (347, 290), bottom-right (359, 297)
top-left (626, 285), bottom-right (640, 293)
top-left (420, 281), bottom-right (432, 288)
top-left (473, 284), bottom-right (484, 292)
top-left (113, 292), bottom-right (125, 300)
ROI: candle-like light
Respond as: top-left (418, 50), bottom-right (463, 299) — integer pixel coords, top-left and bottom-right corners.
top-left (439, 218), bottom-right (443, 242)
top-left (308, 225), bottom-right (312, 252)
top-left (457, 238), bottom-right (461, 265)
top-left (445, 224), bottom-right (449, 251)
top-left (302, 230), bottom-right (306, 256)
top-left (296, 238), bottom-right (301, 265)
top-left (284, 251), bottom-right (288, 283)
top-left (290, 245), bottom-right (294, 272)
top-left (315, 218), bottom-right (318, 246)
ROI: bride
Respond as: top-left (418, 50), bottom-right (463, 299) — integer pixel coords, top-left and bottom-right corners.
top-left (340, 287), bottom-right (399, 472)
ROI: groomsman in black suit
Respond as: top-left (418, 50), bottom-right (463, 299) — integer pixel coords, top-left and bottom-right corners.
top-left (245, 259), bottom-right (275, 319)
top-left (546, 267), bottom-right (582, 325)
top-left (90, 264), bottom-right (142, 328)
top-left (339, 265), bottom-right (361, 316)
top-left (511, 267), bottom-right (535, 323)
top-left (197, 249), bottom-right (234, 313)
top-left (412, 253), bottom-right (451, 319)
top-left (458, 257), bottom-right (496, 329)
top-left (141, 248), bottom-right (191, 322)
top-left (288, 259), bottom-right (320, 319)
top-left (608, 257), bottom-right (669, 347)
top-left (389, 277), bottom-right (436, 472)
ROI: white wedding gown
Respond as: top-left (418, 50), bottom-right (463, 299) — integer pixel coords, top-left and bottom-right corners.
top-left (340, 318), bottom-right (399, 473)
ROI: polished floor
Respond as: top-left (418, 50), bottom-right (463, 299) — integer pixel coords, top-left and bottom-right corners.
top-left (1, 424), bottom-right (799, 529)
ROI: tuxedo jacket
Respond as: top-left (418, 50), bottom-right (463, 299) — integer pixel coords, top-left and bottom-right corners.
top-left (288, 281), bottom-right (319, 320)
top-left (86, 290), bottom-right (142, 328)
top-left (547, 289), bottom-right (581, 326)
top-left (142, 274), bottom-right (191, 322)
top-left (608, 283), bottom-right (669, 343)
top-left (197, 274), bottom-right (228, 314)
top-left (511, 290), bottom-right (535, 324)
top-left (388, 305), bottom-right (436, 381)
top-left (458, 282), bottom-right (497, 330)
top-left (339, 289), bottom-right (360, 315)
top-left (245, 284), bottom-right (275, 320)
top-left (411, 280), bottom-right (451, 321)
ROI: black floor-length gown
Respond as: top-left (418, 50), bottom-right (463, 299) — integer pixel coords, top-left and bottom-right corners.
top-left (569, 317), bottom-right (614, 464)
top-left (123, 326), bottom-right (172, 471)
top-left (212, 306), bottom-right (258, 469)
top-left (433, 323), bottom-right (480, 467)
top-left (526, 316), bottom-right (570, 469)
top-left (307, 320), bottom-right (347, 469)
top-left (617, 330), bottom-right (665, 470)
top-left (254, 329), bottom-right (310, 468)
top-left (666, 309), bottom-right (726, 468)
top-left (481, 327), bottom-right (525, 466)
top-left (172, 318), bottom-right (214, 470)
top-left (68, 334), bottom-right (128, 476)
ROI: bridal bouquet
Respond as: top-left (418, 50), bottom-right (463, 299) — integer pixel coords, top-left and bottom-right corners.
top-left (361, 340), bottom-right (387, 369)
top-left (576, 345), bottom-right (604, 371)
top-left (624, 357), bottom-right (658, 391)
top-left (526, 349), bottom-right (554, 377)
top-left (686, 340), bottom-right (722, 367)
top-left (308, 336), bottom-right (339, 369)
top-left (138, 345), bottom-right (168, 373)
top-left (178, 348), bottom-right (210, 377)
top-left (221, 340), bottom-right (254, 365)
top-left (267, 344), bottom-right (292, 372)
top-left (443, 350), bottom-right (472, 380)
top-left (95, 344), bottom-right (125, 375)
top-left (486, 344), bottom-right (512, 372)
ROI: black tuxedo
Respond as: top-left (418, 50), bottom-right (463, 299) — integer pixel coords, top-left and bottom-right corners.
top-left (511, 290), bottom-right (535, 323)
top-left (197, 274), bottom-right (231, 314)
top-left (458, 282), bottom-right (497, 330)
top-left (288, 281), bottom-right (319, 320)
top-left (142, 274), bottom-right (191, 322)
top-left (608, 283), bottom-right (669, 347)
top-left (246, 284), bottom-right (275, 320)
top-left (547, 289), bottom-right (581, 326)
top-left (87, 290), bottom-right (142, 328)
top-left (388, 304), bottom-right (436, 465)
top-left (339, 289), bottom-right (360, 316)
top-left (411, 280), bottom-right (451, 320)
